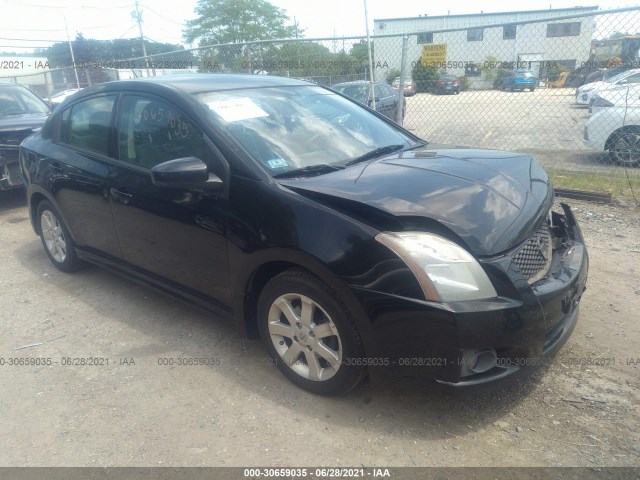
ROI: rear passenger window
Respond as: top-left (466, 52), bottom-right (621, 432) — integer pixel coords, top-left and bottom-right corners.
top-left (61, 95), bottom-right (116, 156)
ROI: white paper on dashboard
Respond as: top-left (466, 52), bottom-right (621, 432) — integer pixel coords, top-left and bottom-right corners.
top-left (207, 97), bottom-right (269, 122)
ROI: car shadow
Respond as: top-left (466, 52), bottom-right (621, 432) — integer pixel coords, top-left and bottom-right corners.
top-left (14, 238), bottom-right (540, 442)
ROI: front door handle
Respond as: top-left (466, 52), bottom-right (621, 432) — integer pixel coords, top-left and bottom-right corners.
top-left (110, 188), bottom-right (133, 205)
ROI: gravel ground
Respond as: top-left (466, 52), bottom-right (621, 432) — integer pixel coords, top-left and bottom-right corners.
top-left (0, 189), bottom-right (638, 468)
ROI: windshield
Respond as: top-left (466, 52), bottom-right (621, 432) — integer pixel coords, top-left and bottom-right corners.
top-left (609, 70), bottom-right (637, 83)
top-left (196, 85), bottom-right (419, 176)
top-left (0, 84), bottom-right (50, 116)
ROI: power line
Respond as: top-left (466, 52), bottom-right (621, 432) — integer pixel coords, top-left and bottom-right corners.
top-left (140, 4), bottom-right (187, 26)
top-left (7, 0), bottom-right (134, 9)
top-left (0, 37), bottom-right (66, 42)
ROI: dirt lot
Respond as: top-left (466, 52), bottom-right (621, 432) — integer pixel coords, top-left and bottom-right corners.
top-left (0, 187), bottom-right (639, 468)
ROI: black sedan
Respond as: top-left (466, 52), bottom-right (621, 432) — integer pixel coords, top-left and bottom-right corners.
top-left (434, 75), bottom-right (461, 95)
top-left (1, 82), bottom-right (50, 190)
top-left (20, 74), bottom-right (588, 395)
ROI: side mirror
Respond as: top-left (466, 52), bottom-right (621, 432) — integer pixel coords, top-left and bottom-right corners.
top-left (151, 157), bottom-right (223, 190)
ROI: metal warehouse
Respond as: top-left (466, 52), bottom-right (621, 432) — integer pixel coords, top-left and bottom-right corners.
top-left (373, 6), bottom-right (598, 87)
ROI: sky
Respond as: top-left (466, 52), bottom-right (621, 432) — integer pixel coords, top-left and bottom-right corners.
top-left (1, 0), bottom-right (639, 54)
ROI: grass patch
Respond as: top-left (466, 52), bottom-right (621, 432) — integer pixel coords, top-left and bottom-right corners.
top-left (548, 168), bottom-right (640, 202)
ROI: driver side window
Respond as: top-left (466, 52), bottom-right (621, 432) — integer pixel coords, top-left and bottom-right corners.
top-left (118, 95), bottom-right (204, 169)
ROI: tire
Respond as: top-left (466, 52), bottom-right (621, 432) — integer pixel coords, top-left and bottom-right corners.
top-left (257, 268), bottom-right (366, 395)
top-left (529, 87), bottom-right (535, 92)
top-left (37, 200), bottom-right (83, 272)
top-left (608, 130), bottom-right (640, 167)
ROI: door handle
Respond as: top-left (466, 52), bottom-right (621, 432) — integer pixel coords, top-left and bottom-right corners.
top-left (110, 188), bottom-right (133, 205)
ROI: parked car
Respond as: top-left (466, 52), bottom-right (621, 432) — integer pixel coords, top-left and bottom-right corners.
top-left (20, 74), bottom-right (588, 395)
top-left (498, 69), bottom-right (538, 91)
top-left (575, 68), bottom-right (640, 107)
top-left (47, 88), bottom-right (83, 108)
top-left (583, 68), bottom-right (628, 86)
top-left (585, 85), bottom-right (640, 166)
top-left (391, 77), bottom-right (416, 96)
top-left (565, 65), bottom-right (597, 88)
top-left (434, 75), bottom-right (461, 95)
top-left (332, 80), bottom-right (405, 121)
top-left (0, 81), bottom-right (50, 190)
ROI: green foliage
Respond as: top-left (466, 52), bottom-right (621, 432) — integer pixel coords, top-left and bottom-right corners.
top-left (387, 68), bottom-right (400, 84)
top-left (493, 68), bottom-right (512, 88)
top-left (478, 56), bottom-right (501, 85)
top-left (183, 0), bottom-right (297, 46)
top-left (411, 59), bottom-right (439, 93)
top-left (349, 40), bottom-right (371, 66)
top-left (458, 76), bottom-right (470, 91)
top-left (38, 34), bottom-right (189, 68)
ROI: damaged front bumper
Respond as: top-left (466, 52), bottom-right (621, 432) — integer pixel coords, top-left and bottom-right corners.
top-left (353, 203), bottom-right (588, 388)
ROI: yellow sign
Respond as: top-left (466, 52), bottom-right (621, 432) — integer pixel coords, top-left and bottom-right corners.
top-left (421, 44), bottom-right (447, 67)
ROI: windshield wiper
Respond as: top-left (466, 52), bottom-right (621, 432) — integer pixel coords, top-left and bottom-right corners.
top-left (345, 144), bottom-right (405, 166)
top-left (273, 163), bottom-right (344, 179)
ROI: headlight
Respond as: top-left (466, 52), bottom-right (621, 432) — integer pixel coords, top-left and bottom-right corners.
top-left (376, 232), bottom-right (497, 302)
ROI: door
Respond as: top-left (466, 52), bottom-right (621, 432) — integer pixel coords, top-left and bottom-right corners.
top-left (109, 93), bottom-right (231, 307)
top-left (374, 84), bottom-right (398, 120)
top-left (53, 94), bottom-right (122, 258)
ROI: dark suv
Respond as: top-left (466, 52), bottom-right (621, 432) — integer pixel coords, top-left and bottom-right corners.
top-left (0, 82), bottom-right (50, 190)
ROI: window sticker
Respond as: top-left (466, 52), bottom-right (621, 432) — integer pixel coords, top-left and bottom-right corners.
top-left (207, 97), bottom-right (269, 123)
top-left (266, 158), bottom-right (289, 169)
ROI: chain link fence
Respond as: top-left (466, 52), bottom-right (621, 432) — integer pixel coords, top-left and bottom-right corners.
top-left (2, 7), bottom-right (640, 201)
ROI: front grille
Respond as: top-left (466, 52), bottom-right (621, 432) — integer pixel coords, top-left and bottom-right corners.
top-left (512, 223), bottom-right (552, 284)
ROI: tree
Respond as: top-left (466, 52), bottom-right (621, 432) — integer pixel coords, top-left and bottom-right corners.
top-left (349, 40), bottom-right (371, 65)
top-left (411, 59), bottom-right (439, 93)
top-left (386, 68), bottom-right (400, 84)
top-left (184, 0), bottom-right (297, 46)
top-left (38, 34), bottom-right (188, 68)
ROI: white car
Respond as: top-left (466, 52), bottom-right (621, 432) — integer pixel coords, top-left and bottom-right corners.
top-left (47, 88), bottom-right (82, 107)
top-left (575, 68), bottom-right (640, 107)
top-left (584, 85), bottom-right (640, 166)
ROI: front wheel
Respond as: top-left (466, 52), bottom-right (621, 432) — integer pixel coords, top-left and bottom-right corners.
top-left (37, 200), bottom-right (83, 272)
top-left (257, 269), bottom-right (366, 395)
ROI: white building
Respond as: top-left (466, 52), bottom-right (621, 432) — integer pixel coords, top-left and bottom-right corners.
top-left (373, 6), bottom-right (598, 87)
top-left (0, 56), bottom-right (53, 96)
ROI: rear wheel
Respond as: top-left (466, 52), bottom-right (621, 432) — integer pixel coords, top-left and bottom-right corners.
top-left (37, 200), bottom-right (83, 272)
top-left (608, 129), bottom-right (640, 167)
top-left (257, 269), bottom-right (366, 395)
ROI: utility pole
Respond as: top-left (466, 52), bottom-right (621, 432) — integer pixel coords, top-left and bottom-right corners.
top-left (64, 17), bottom-right (80, 89)
top-left (132, 0), bottom-right (150, 76)
top-left (364, 0), bottom-right (375, 109)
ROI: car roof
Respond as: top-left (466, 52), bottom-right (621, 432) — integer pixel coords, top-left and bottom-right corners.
top-left (120, 74), bottom-right (312, 94)
top-left (332, 80), bottom-right (381, 86)
top-left (59, 74), bottom-right (317, 101)
top-left (0, 81), bottom-right (29, 87)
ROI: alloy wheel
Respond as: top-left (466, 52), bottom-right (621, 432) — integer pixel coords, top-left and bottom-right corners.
top-left (267, 293), bottom-right (342, 381)
top-left (40, 210), bottom-right (67, 263)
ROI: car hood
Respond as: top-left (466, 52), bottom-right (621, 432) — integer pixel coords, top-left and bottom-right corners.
top-left (579, 80), bottom-right (609, 92)
top-left (279, 147), bottom-right (553, 257)
top-left (0, 113), bottom-right (48, 132)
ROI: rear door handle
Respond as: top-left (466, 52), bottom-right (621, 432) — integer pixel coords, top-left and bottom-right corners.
top-left (110, 188), bottom-right (133, 205)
